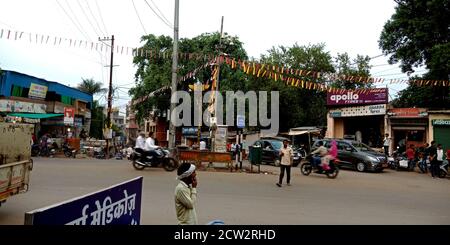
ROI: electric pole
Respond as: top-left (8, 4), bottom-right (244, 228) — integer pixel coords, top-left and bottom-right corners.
top-left (211, 16), bottom-right (224, 152)
top-left (169, 0), bottom-right (179, 149)
top-left (99, 35), bottom-right (114, 159)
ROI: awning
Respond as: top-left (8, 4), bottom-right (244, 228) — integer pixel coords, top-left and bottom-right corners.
top-left (8, 113), bottom-right (64, 119)
top-left (288, 129), bottom-right (321, 136)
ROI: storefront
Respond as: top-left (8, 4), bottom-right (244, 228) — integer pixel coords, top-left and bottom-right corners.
top-left (428, 110), bottom-right (450, 151)
top-left (387, 108), bottom-right (428, 152)
top-left (328, 104), bottom-right (386, 147)
top-left (326, 88), bottom-right (389, 148)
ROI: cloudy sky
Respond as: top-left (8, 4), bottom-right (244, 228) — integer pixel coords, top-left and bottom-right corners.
top-left (0, 0), bottom-right (426, 112)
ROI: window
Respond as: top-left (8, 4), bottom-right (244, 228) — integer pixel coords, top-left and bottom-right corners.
top-left (338, 142), bottom-right (351, 151)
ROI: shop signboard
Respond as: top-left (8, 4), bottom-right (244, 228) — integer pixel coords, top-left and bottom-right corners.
top-left (329, 104), bottom-right (386, 118)
top-left (388, 108), bottom-right (428, 118)
top-left (432, 119), bottom-right (450, 126)
top-left (28, 83), bottom-right (48, 99)
top-left (0, 99), bottom-right (47, 113)
top-left (64, 107), bottom-right (75, 125)
top-left (327, 88), bottom-right (388, 106)
top-left (182, 127), bottom-right (198, 135)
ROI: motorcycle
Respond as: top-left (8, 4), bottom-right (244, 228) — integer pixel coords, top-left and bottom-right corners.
top-left (392, 151), bottom-right (414, 171)
top-left (300, 154), bottom-right (339, 179)
top-left (439, 160), bottom-right (449, 178)
top-left (62, 142), bottom-right (77, 158)
top-left (131, 147), bottom-right (178, 172)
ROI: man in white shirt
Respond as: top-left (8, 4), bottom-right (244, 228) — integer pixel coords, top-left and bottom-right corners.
top-left (135, 132), bottom-right (146, 150)
top-left (276, 140), bottom-right (293, 187)
top-left (383, 133), bottom-right (391, 156)
top-left (199, 140), bottom-right (206, 151)
top-left (144, 132), bottom-right (159, 159)
top-left (175, 163), bottom-right (198, 225)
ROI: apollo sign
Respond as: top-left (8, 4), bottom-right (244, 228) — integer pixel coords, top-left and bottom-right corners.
top-left (327, 88), bottom-right (388, 106)
top-left (329, 92), bottom-right (359, 103)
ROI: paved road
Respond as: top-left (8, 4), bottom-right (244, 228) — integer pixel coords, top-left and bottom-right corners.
top-left (1, 157), bottom-right (449, 225)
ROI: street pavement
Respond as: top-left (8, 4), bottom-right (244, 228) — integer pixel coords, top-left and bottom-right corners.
top-left (0, 157), bottom-right (449, 225)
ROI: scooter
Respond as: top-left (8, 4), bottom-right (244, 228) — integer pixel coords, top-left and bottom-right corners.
top-left (300, 154), bottom-right (339, 179)
top-left (439, 160), bottom-right (449, 178)
top-left (131, 147), bottom-right (178, 172)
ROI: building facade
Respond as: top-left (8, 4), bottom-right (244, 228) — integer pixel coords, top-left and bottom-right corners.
top-left (0, 70), bottom-right (93, 140)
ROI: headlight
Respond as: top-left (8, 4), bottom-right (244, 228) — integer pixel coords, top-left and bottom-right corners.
top-left (367, 156), bottom-right (380, 162)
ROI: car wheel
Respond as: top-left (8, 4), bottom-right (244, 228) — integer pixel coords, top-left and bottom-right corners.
top-left (356, 162), bottom-right (366, 172)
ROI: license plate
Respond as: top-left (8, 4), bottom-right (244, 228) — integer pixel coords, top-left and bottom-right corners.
top-left (382, 163), bottom-right (388, 168)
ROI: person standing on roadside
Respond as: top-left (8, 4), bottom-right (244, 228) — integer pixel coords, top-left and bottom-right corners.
top-left (276, 140), bottom-right (293, 187)
top-left (429, 141), bottom-right (438, 178)
top-left (175, 163), bottom-right (198, 225)
top-left (383, 133), bottom-right (391, 156)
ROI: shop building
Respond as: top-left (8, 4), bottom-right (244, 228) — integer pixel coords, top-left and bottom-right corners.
top-left (0, 70), bottom-right (93, 143)
top-left (326, 88), bottom-right (389, 148)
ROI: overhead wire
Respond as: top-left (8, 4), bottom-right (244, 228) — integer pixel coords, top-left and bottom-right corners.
top-left (84, 0), bottom-right (106, 37)
top-left (94, 0), bottom-right (109, 36)
top-left (131, 0), bottom-right (148, 35)
top-left (75, 0), bottom-right (102, 37)
top-left (148, 0), bottom-right (172, 26)
top-left (143, 0), bottom-right (173, 29)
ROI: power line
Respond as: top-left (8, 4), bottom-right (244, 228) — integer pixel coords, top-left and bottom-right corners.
top-left (76, 0), bottom-right (102, 37)
top-left (148, 0), bottom-right (172, 26)
top-left (143, 0), bottom-right (173, 29)
top-left (94, 0), bottom-right (109, 36)
top-left (83, 0), bottom-right (106, 37)
top-left (55, 0), bottom-right (91, 41)
top-left (131, 0), bottom-right (148, 34)
top-left (63, 0), bottom-right (93, 41)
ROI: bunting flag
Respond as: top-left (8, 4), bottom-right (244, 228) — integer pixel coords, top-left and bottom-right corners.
top-left (1, 27), bottom-right (449, 87)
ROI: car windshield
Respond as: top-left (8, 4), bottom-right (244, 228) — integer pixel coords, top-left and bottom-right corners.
top-left (351, 142), bottom-right (375, 152)
top-left (269, 140), bottom-right (283, 150)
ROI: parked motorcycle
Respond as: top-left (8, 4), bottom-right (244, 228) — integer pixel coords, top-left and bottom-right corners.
top-left (62, 142), bottom-right (77, 158)
top-left (300, 154), bottom-right (339, 179)
top-left (392, 151), bottom-right (415, 171)
top-left (131, 147), bottom-right (178, 171)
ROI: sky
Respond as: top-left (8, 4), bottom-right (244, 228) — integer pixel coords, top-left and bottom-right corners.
top-left (0, 0), bottom-right (427, 114)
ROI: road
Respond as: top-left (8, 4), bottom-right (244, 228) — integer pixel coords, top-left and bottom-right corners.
top-left (1, 157), bottom-right (449, 225)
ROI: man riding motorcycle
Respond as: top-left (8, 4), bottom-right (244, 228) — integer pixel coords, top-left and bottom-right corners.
top-left (311, 141), bottom-right (328, 172)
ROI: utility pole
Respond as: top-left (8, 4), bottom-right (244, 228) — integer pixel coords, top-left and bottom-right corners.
top-left (211, 16), bottom-right (224, 152)
top-left (169, 0), bottom-right (179, 150)
top-left (99, 35), bottom-right (114, 159)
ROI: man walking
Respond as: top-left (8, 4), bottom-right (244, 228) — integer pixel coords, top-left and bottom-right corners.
top-left (277, 140), bottom-right (293, 187)
top-left (175, 163), bottom-right (198, 225)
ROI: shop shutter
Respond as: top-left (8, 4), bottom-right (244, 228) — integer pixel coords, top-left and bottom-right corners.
top-left (434, 126), bottom-right (450, 151)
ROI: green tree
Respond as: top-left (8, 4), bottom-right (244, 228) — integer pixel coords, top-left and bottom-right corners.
top-left (77, 78), bottom-right (107, 95)
top-left (129, 33), bottom-right (247, 123)
top-left (333, 53), bottom-right (372, 89)
top-left (379, 0), bottom-right (450, 108)
top-left (253, 43), bottom-right (335, 131)
top-left (76, 78), bottom-right (107, 139)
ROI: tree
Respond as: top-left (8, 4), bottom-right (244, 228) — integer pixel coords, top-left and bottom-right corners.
top-left (76, 78), bottom-right (107, 139)
top-left (77, 78), bottom-right (107, 95)
top-left (379, 0), bottom-right (450, 108)
top-left (333, 53), bottom-right (372, 89)
top-left (129, 33), bottom-right (247, 123)
top-left (253, 43), bottom-right (335, 131)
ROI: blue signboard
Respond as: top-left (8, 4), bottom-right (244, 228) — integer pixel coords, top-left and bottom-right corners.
top-left (25, 177), bottom-right (143, 225)
top-left (182, 127), bottom-right (198, 135)
top-left (237, 115), bottom-right (245, 129)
